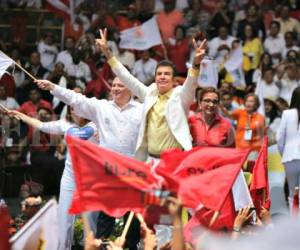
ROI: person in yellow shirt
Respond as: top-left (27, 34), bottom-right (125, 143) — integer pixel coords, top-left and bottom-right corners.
top-left (242, 24), bottom-right (264, 70)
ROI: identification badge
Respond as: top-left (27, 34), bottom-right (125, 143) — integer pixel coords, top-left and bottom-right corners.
top-left (244, 129), bottom-right (252, 141)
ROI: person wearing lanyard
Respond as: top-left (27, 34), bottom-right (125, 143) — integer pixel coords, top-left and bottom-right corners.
top-left (221, 93), bottom-right (265, 153)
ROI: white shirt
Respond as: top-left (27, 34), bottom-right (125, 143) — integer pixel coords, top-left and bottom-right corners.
top-left (37, 40), bottom-right (58, 71)
top-left (263, 35), bottom-right (285, 64)
top-left (56, 50), bottom-right (73, 68)
top-left (0, 97), bottom-right (19, 109)
top-left (52, 85), bottom-right (143, 157)
top-left (208, 36), bottom-right (235, 59)
top-left (260, 80), bottom-right (280, 100)
top-left (281, 45), bottom-right (299, 59)
top-left (279, 78), bottom-right (299, 104)
top-left (65, 61), bottom-right (91, 87)
top-left (117, 50), bottom-right (136, 70)
top-left (132, 58), bottom-right (157, 84)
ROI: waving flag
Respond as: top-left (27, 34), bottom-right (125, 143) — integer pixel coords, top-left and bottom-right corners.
top-left (198, 58), bottom-right (218, 88)
top-left (45, 0), bottom-right (79, 23)
top-left (10, 199), bottom-right (59, 250)
top-left (119, 16), bottom-right (162, 50)
top-left (224, 45), bottom-right (246, 89)
top-left (66, 136), bottom-right (178, 217)
top-left (0, 51), bottom-right (14, 78)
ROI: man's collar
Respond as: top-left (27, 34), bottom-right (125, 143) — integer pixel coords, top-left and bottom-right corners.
top-left (158, 88), bottom-right (173, 99)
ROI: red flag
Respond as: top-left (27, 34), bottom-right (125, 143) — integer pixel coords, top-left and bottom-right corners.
top-left (159, 147), bottom-right (250, 178)
top-left (184, 193), bottom-right (236, 243)
top-left (0, 207), bottom-right (11, 250)
top-left (66, 136), bottom-right (177, 217)
top-left (45, 0), bottom-right (74, 21)
top-left (178, 163), bottom-right (242, 211)
top-left (250, 136), bottom-right (270, 210)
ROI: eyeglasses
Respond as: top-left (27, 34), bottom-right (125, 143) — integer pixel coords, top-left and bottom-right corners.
top-left (201, 99), bottom-right (219, 105)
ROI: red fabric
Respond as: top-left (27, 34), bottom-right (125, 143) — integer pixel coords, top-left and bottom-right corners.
top-left (178, 163), bottom-right (242, 211)
top-left (0, 207), bottom-right (11, 250)
top-left (184, 193), bottom-right (236, 243)
top-left (250, 136), bottom-right (271, 211)
top-left (158, 146), bottom-right (250, 179)
top-left (66, 136), bottom-right (178, 217)
top-left (188, 113), bottom-right (234, 147)
top-left (116, 15), bottom-right (141, 31)
top-left (0, 73), bottom-right (16, 97)
top-left (167, 38), bottom-right (189, 74)
top-left (45, 0), bottom-right (71, 20)
top-left (18, 100), bottom-right (52, 117)
top-left (292, 189), bottom-right (299, 216)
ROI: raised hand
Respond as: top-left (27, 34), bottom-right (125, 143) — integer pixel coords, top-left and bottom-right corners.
top-left (34, 79), bottom-right (56, 91)
top-left (192, 32), bottom-right (208, 69)
top-left (95, 28), bottom-right (113, 59)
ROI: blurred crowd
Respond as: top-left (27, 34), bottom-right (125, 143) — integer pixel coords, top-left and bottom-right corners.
top-left (0, 0), bottom-right (299, 193)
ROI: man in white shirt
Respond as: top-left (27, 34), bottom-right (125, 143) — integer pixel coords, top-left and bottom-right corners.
top-left (37, 32), bottom-right (58, 71)
top-left (35, 77), bottom-right (143, 248)
top-left (264, 21), bottom-right (285, 65)
top-left (132, 50), bottom-right (157, 86)
top-left (0, 85), bottom-right (19, 109)
top-left (56, 37), bottom-right (76, 69)
top-left (279, 63), bottom-right (299, 104)
top-left (259, 68), bottom-right (280, 100)
top-left (208, 26), bottom-right (235, 65)
top-left (116, 47), bottom-right (136, 70)
top-left (65, 49), bottom-right (91, 88)
top-left (281, 31), bottom-right (299, 59)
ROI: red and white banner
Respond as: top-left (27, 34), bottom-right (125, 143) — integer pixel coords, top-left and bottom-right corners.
top-left (119, 16), bottom-right (162, 50)
top-left (45, 0), bottom-right (77, 23)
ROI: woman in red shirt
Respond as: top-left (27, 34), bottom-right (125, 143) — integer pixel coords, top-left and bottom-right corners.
top-left (189, 87), bottom-right (235, 147)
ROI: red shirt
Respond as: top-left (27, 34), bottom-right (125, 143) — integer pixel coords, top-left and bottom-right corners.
top-left (18, 99), bottom-right (52, 117)
top-left (189, 112), bottom-right (235, 147)
top-left (168, 38), bottom-right (189, 74)
top-left (0, 73), bottom-right (16, 97)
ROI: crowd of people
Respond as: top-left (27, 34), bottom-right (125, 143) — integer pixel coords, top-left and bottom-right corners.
top-left (0, 0), bottom-right (300, 249)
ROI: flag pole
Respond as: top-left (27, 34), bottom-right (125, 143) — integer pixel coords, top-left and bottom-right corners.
top-left (209, 211), bottom-right (220, 227)
top-left (0, 50), bottom-right (37, 81)
top-left (82, 213), bottom-right (91, 237)
top-left (121, 211), bottom-right (134, 240)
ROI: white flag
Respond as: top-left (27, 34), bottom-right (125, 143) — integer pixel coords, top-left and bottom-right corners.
top-left (255, 74), bottom-right (265, 116)
top-left (119, 16), bottom-right (162, 50)
top-left (0, 51), bottom-right (14, 78)
top-left (232, 170), bottom-right (253, 211)
top-left (197, 58), bottom-right (218, 88)
top-left (224, 46), bottom-right (246, 89)
top-left (10, 199), bottom-right (59, 250)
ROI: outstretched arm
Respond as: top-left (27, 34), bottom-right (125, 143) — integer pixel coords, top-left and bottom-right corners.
top-left (180, 36), bottom-right (207, 111)
top-left (95, 28), bottom-right (148, 101)
top-left (34, 79), bottom-right (100, 122)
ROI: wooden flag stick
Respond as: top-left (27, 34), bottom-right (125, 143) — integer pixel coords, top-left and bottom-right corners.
top-left (121, 211), bottom-right (134, 240)
top-left (209, 211), bottom-right (220, 227)
top-left (0, 50), bottom-right (37, 81)
top-left (82, 213), bottom-right (91, 237)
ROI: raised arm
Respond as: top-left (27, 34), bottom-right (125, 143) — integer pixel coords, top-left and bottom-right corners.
top-left (180, 36), bottom-right (207, 110)
top-left (95, 28), bottom-right (148, 101)
top-left (34, 79), bottom-right (100, 121)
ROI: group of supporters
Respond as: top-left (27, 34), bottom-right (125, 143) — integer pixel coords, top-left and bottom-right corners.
top-left (1, 0), bottom-right (300, 249)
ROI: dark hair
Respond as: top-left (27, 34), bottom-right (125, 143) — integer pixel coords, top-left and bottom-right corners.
top-left (264, 98), bottom-right (278, 123)
top-left (270, 20), bottom-right (281, 30)
top-left (155, 60), bottom-right (177, 77)
top-left (174, 25), bottom-right (186, 37)
top-left (262, 67), bottom-right (274, 76)
top-left (244, 24), bottom-right (258, 39)
top-left (259, 52), bottom-right (273, 70)
top-left (284, 31), bottom-right (295, 40)
top-left (198, 87), bottom-right (220, 102)
top-left (222, 91), bottom-right (233, 98)
top-left (244, 93), bottom-right (260, 110)
top-left (290, 86), bottom-right (300, 110)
